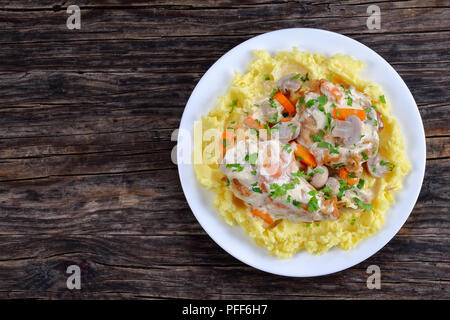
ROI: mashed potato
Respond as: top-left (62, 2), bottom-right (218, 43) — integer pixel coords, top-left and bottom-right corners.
top-left (193, 48), bottom-right (410, 258)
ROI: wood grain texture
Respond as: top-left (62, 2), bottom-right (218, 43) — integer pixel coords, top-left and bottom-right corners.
top-left (0, 0), bottom-right (448, 299)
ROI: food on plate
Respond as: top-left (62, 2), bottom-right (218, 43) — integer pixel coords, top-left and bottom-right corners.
top-left (194, 48), bottom-right (410, 258)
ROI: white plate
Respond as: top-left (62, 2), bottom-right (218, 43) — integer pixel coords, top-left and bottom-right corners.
top-left (177, 28), bottom-right (426, 277)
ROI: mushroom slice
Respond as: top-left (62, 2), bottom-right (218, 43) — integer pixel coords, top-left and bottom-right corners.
top-left (258, 98), bottom-right (282, 122)
top-left (325, 177), bottom-right (340, 196)
top-left (277, 74), bottom-right (302, 94)
top-left (272, 119), bottom-right (301, 143)
top-left (366, 154), bottom-right (389, 178)
top-left (307, 165), bottom-right (329, 189)
top-left (332, 115), bottom-right (362, 146)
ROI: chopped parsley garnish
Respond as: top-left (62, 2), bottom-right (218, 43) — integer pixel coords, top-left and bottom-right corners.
top-left (347, 96), bottom-right (353, 106)
top-left (292, 199), bottom-right (302, 208)
top-left (270, 87), bottom-right (279, 97)
top-left (337, 179), bottom-right (353, 199)
top-left (310, 130), bottom-right (325, 142)
top-left (264, 74), bottom-right (270, 81)
top-left (328, 73), bottom-right (333, 81)
top-left (269, 98), bottom-right (277, 108)
top-left (226, 178), bottom-right (230, 186)
top-left (324, 112), bottom-right (332, 131)
top-left (322, 185), bottom-right (332, 194)
top-left (322, 185), bottom-right (333, 199)
top-left (264, 123), bottom-right (279, 135)
top-left (350, 218), bottom-right (356, 226)
top-left (248, 153), bottom-right (258, 165)
top-left (267, 112), bottom-right (278, 123)
top-left (305, 99), bottom-right (317, 109)
top-left (292, 169), bottom-right (309, 179)
top-left (226, 163), bottom-right (244, 172)
top-left (380, 160), bottom-right (395, 171)
top-left (292, 167), bottom-right (323, 179)
top-left (251, 170), bottom-right (257, 176)
top-left (357, 178), bottom-right (365, 190)
top-left (348, 172), bottom-right (357, 179)
top-left (298, 96), bottom-right (305, 103)
top-left (226, 127), bottom-right (235, 131)
top-left (307, 190), bottom-right (320, 212)
top-left (269, 183), bottom-right (295, 199)
top-left (380, 95), bottom-right (386, 104)
top-left (286, 195), bottom-right (291, 203)
top-left (228, 100), bottom-right (238, 114)
top-left (292, 72), bottom-right (309, 82)
top-left (252, 186), bottom-right (263, 194)
top-left (353, 197), bottom-right (373, 211)
top-left (317, 94), bottom-right (328, 108)
top-left (312, 167), bottom-right (325, 175)
top-left (282, 144), bottom-right (293, 153)
top-left (333, 162), bottom-right (345, 169)
top-left (361, 151), bottom-right (369, 160)
top-left (317, 141), bottom-right (339, 154)
top-left (301, 73), bottom-right (309, 82)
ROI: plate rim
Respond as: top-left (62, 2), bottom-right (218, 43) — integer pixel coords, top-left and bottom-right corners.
top-left (177, 28), bottom-right (426, 277)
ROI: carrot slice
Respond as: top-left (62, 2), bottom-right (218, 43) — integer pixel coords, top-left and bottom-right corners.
top-left (219, 130), bottom-right (234, 156)
top-left (326, 196), bottom-right (340, 218)
top-left (263, 162), bottom-right (282, 178)
top-left (243, 116), bottom-right (263, 129)
top-left (260, 183), bottom-right (268, 193)
top-left (251, 208), bottom-right (274, 225)
top-left (280, 117), bottom-right (292, 122)
top-left (329, 86), bottom-right (343, 100)
top-left (294, 143), bottom-right (317, 168)
top-left (333, 108), bottom-right (366, 121)
top-left (339, 167), bottom-right (358, 185)
top-left (273, 91), bottom-right (296, 116)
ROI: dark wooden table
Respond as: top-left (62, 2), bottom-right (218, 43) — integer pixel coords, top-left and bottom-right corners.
top-left (0, 0), bottom-right (448, 299)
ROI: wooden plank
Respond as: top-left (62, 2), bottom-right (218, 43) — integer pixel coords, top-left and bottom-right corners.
top-left (2, 0), bottom-right (448, 9)
top-left (0, 234), bottom-right (448, 299)
top-left (0, 2), bottom-right (449, 46)
top-left (427, 136), bottom-right (450, 159)
top-left (0, 32), bottom-right (448, 73)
